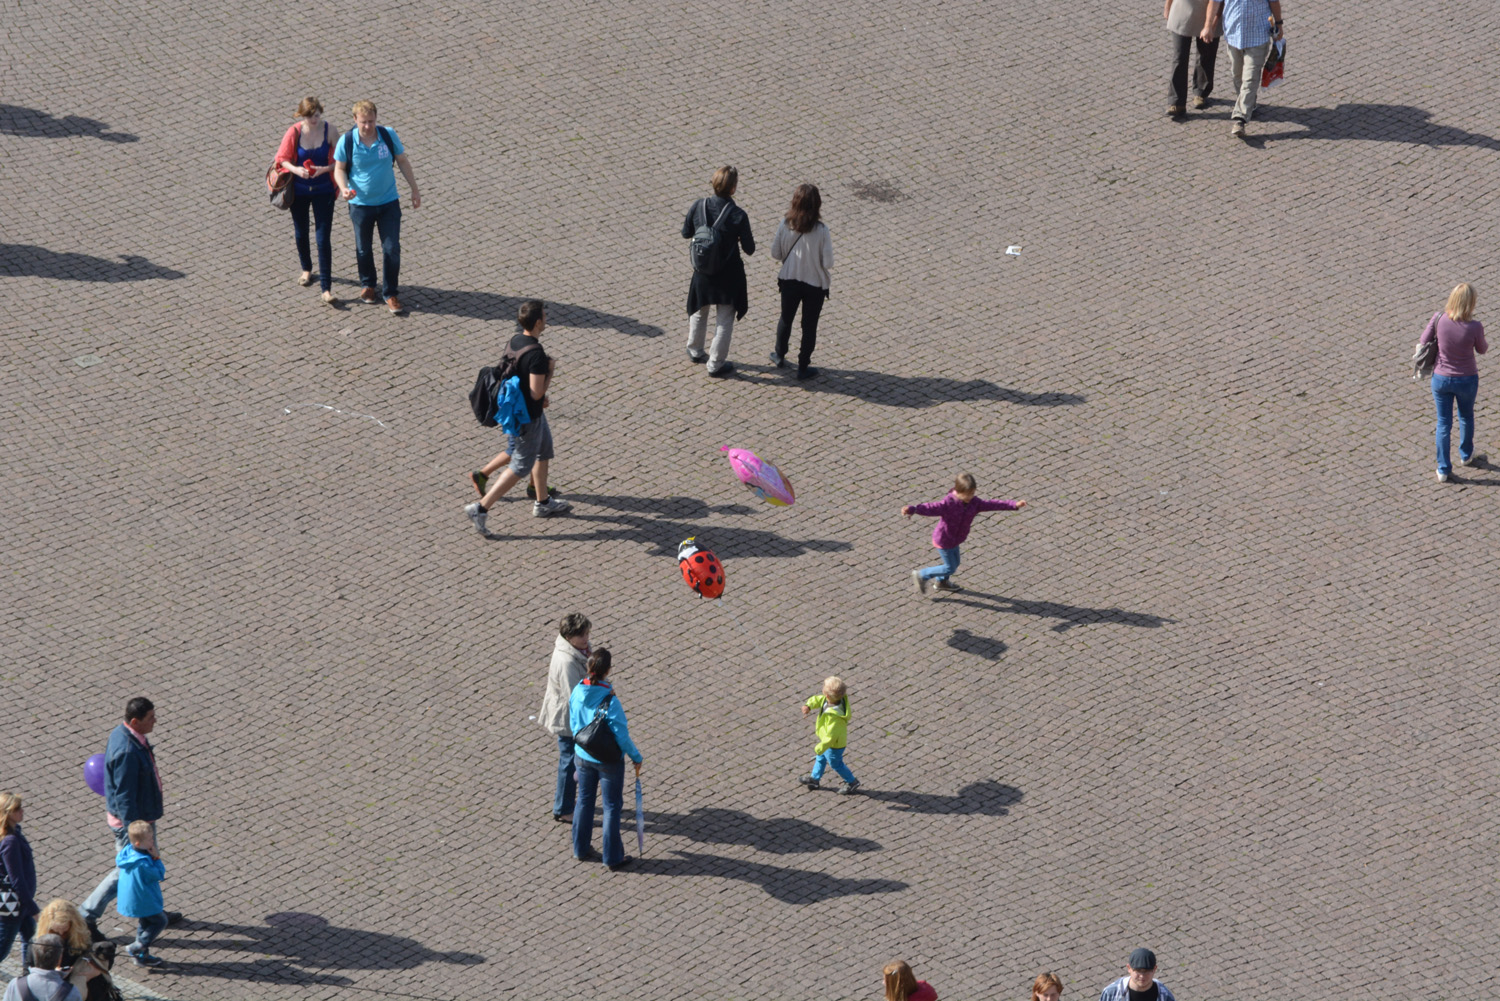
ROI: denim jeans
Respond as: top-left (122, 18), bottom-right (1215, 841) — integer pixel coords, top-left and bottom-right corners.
top-left (292, 191), bottom-right (337, 292)
top-left (774, 279), bottom-right (827, 370)
top-left (82, 822), bottom-right (157, 922)
top-left (553, 733), bottom-right (577, 817)
top-left (810, 746), bottom-right (856, 783)
top-left (134, 911), bottom-right (167, 953)
top-left (572, 756), bottom-right (625, 866)
top-left (1432, 374), bottom-right (1479, 475)
top-left (918, 546), bottom-right (961, 582)
top-left (348, 199), bottom-right (401, 298)
top-left (0, 914), bottom-right (35, 970)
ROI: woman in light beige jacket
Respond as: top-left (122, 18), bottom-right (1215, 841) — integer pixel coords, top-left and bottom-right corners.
top-left (538, 613), bottom-right (591, 821)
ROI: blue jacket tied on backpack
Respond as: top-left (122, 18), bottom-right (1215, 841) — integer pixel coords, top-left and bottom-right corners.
top-left (494, 376), bottom-right (532, 435)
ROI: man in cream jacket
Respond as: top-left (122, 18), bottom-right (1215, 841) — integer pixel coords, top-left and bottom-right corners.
top-left (539, 614), bottom-right (591, 821)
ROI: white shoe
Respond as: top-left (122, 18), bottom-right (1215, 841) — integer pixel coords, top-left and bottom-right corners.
top-left (1436, 470), bottom-right (1451, 483)
top-left (533, 497), bottom-right (572, 518)
top-left (911, 570), bottom-right (928, 595)
top-left (464, 502), bottom-right (488, 535)
top-left (1461, 452), bottom-right (1485, 467)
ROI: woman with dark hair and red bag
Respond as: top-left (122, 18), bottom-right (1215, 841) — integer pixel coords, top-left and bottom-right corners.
top-left (273, 97), bottom-right (340, 305)
top-left (769, 183), bottom-right (834, 381)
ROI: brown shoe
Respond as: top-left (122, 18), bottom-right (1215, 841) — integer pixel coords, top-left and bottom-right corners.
top-left (1192, 96), bottom-right (1209, 110)
top-left (386, 296), bottom-right (405, 315)
top-left (359, 287), bottom-right (379, 303)
top-left (1167, 105), bottom-right (1185, 118)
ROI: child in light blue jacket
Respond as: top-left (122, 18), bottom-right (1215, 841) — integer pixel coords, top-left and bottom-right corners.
top-left (116, 821), bottom-right (167, 968)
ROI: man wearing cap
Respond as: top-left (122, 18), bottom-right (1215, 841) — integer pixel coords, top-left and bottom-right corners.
top-left (1098, 948), bottom-right (1177, 1001)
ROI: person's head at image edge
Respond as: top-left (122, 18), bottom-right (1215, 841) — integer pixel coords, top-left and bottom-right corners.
top-left (1032, 972), bottom-right (1063, 1001)
top-left (883, 960), bottom-right (936, 1001)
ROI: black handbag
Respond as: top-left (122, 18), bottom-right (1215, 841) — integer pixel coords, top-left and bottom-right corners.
top-left (573, 691), bottom-right (623, 763)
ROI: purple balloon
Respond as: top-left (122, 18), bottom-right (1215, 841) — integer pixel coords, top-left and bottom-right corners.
top-left (83, 753), bottom-right (106, 796)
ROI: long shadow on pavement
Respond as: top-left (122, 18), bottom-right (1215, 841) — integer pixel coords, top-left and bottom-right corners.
top-left (0, 244), bottom-right (184, 282)
top-left (861, 780), bottom-right (1024, 815)
top-left (643, 808), bottom-right (880, 854)
top-left (1246, 103), bottom-right (1500, 149)
top-left (0, 104), bottom-right (138, 142)
top-left (632, 851), bottom-right (906, 903)
top-left (933, 588), bottom-right (1172, 632)
top-left (396, 284), bottom-right (663, 336)
top-left (736, 366), bottom-right (1085, 408)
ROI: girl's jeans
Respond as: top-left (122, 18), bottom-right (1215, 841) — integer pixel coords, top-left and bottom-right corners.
top-left (0, 914), bottom-right (35, 970)
top-left (918, 546), bottom-right (961, 582)
top-left (135, 911), bottom-right (167, 953)
top-left (291, 191), bottom-right (337, 292)
top-left (1432, 374), bottom-right (1479, 476)
top-left (810, 746), bottom-right (856, 783)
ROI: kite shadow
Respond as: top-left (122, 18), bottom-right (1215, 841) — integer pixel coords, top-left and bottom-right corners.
top-left (1246, 103), bottom-right (1500, 149)
top-left (149, 912), bottom-right (482, 984)
top-left (631, 851), bottom-right (907, 903)
top-left (0, 244), bottom-right (184, 282)
top-left (0, 104), bottom-right (137, 142)
top-left (394, 284), bottom-right (663, 336)
top-left (947, 627), bottom-right (1007, 660)
top-left (739, 366), bottom-right (1085, 409)
top-left (935, 588), bottom-right (1172, 632)
top-left (643, 808), bottom-right (880, 854)
top-left (861, 780), bottom-right (1024, 816)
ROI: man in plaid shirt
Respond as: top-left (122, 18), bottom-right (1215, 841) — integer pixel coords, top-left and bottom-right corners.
top-left (1202, 0), bottom-right (1285, 137)
top-left (1098, 948), bottom-right (1178, 1001)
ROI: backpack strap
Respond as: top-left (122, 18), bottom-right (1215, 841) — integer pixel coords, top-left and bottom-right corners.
top-left (378, 126), bottom-right (398, 160)
top-left (340, 128), bottom-right (352, 166)
top-left (711, 199), bottom-right (731, 230)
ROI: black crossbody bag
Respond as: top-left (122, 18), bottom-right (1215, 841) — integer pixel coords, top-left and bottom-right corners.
top-left (573, 691), bottom-right (623, 763)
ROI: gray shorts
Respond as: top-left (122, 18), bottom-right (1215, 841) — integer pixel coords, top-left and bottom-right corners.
top-left (507, 412), bottom-right (554, 477)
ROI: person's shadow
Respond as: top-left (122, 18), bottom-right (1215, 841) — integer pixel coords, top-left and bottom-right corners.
top-left (737, 366), bottom-right (1085, 409)
top-left (643, 807), bottom-right (881, 854)
top-left (632, 851), bottom-right (907, 903)
top-left (0, 104), bottom-right (137, 142)
top-left (1245, 103), bottom-right (1500, 149)
top-left (934, 588), bottom-right (1173, 632)
top-left (947, 628), bottom-right (1007, 661)
top-left (861, 780), bottom-right (1024, 816)
top-left (391, 284), bottom-right (662, 335)
top-left (152, 912), bottom-right (483, 985)
top-left (0, 244), bottom-right (184, 282)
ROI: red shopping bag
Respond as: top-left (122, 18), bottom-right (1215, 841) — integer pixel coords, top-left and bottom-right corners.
top-left (1261, 39), bottom-right (1286, 89)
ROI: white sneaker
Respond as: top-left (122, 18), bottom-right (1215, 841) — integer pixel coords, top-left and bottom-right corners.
top-left (911, 570), bottom-right (928, 595)
top-left (533, 497), bottom-right (572, 518)
top-left (1436, 470), bottom-right (1451, 483)
top-left (1461, 452), bottom-right (1485, 467)
top-left (464, 502), bottom-right (488, 535)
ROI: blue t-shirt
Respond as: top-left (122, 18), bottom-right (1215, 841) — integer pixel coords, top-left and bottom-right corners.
top-left (334, 127), bottom-right (405, 206)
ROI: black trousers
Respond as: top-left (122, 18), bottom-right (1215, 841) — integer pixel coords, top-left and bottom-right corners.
top-left (774, 278), bottom-right (827, 369)
top-left (1168, 30), bottom-right (1219, 106)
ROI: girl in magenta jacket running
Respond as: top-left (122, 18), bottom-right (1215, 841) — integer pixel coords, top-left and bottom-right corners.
top-left (902, 473), bottom-right (1026, 594)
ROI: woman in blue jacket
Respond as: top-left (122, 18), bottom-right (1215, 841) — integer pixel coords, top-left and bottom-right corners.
top-left (0, 792), bottom-right (38, 970)
top-left (568, 649), bottom-right (643, 870)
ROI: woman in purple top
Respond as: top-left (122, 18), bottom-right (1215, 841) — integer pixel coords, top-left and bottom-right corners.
top-left (1418, 283), bottom-right (1487, 482)
top-left (902, 473), bottom-right (1027, 594)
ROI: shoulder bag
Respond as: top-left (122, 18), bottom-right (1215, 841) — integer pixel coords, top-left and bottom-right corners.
top-left (573, 691), bottom-right (623, 763)
top-left (1412, 311), bottom-right (1441, 380)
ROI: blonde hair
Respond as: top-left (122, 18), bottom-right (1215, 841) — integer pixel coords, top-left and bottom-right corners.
top-left (1446, 283), bottom-right (1477, 322)
top-left (711, 165), bottom-right (738, 198)
top-left (127, 820), bottom-right (153, 845)
top-left (295, 96), bottom-right (324, 118)
top-left (0, 793), bottom-right (19, 837)
top-left (954, 473), bottom-right (977, 496)
top-left (1032, 972), bottom-right (1064, 1000)
top-left (36, 899), bottom-right (92, 955)
top-left (883, 960), bottom-right (920, 1001)
top-left (351, 100), bottom-right (378, 120)
top-left (823, 676), bottom-right (846, 701)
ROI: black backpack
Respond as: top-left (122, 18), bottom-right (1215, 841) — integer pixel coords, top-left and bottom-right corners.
top-left (468, 342), bottom-right (540, 426)
top-left (689, 199), bottom-right (734, 275)
top-left (339, 125), bottom-right (398, 168)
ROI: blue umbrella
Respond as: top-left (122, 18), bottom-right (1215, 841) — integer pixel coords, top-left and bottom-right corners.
top-left (634, 777), bottom-right (645, 854)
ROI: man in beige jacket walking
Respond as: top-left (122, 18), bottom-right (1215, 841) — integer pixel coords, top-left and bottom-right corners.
top-left (538, 614), bottom-right (591, 822)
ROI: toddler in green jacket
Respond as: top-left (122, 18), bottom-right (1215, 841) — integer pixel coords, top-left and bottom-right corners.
top-left (798, 676), bottom-right (860, 795)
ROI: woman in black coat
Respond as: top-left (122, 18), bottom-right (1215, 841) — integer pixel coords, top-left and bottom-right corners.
top-left (682, 165), bottom-right (754, 377)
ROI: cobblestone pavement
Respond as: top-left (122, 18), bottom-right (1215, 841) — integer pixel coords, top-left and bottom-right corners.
top-left (4, 0), bottom-right (1500, 998)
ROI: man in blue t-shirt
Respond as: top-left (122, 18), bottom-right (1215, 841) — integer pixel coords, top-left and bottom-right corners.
top-left (333, 99), bottom-right (422, 314)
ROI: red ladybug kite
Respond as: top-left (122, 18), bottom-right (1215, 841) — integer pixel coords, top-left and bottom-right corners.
top-left (677, 537), bottom-right (725, 599)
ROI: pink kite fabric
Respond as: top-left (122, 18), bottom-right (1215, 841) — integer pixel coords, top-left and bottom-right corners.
top-left (720, 446), bottom-right (795, 506)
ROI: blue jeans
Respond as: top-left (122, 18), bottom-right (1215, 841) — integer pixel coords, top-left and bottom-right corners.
top-left (553, 733), bottom-right (577, 817)
top-left (810, 746), bottom-right (856, 783)
top-left (292, 191), bottom-right (337, 292)
top-left (82, 823), bottom-right (140, 922)
top-left (133, 911), bottom-right (167, 954)
top-left (918, 546), bottom-right (961, 582)
top-left (572, 756), bottom-right (625, 866)
top-left (0, 914), bottom-right (35, 970)
top-left (1432, 374), bottom-right (1479, 476)
top-left (348, 199), bottom-right (401, 298)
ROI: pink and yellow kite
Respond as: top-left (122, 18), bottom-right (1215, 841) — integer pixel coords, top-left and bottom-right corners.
top-left (721, 446), bottom-right (795, 507)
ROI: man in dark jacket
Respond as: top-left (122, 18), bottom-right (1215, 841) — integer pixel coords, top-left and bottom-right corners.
top-left (80, 698), bottom-right (181, 937)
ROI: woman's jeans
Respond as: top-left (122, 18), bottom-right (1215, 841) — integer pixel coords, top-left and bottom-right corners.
top-left (0, 914), bottom-right (35, 970)
top-left (1432, 373), bottom-right (1479, 475)
top-left (810, 746), bottom-right (856, 783)
top-left (349, 199), bottom-right (402, 298)
top-left (553, 733), bottom-right (577, 817)
top-left (774, 279), bottom-right (827, 370)
top-left (918, 546), bottom-right (961, 582)
top-left (572, 757), bottom-right (625, 866)
top-left (291, 191), bottom-right (337, 291)
top-left (134, 911), bottom-right (167, 953)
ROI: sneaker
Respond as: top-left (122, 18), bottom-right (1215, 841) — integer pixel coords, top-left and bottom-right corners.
top-left (533, 497), bottom-right (572, 518)
top-left (769, 350), bottom-right (785, 368)
top-left (359, 287), bottom-right (380, 303)
top-left (933, 580), bottom-right (963, 592)
top-left (320, 290), bottom-right (338, 305)
top-left (127, 945), bottom-right (163, 968)
top-left (1167, 104), bottom-right (1185, 117)
top-left (164, 911), bottom-right (183, 927)
top-left (607, 856), bottom-right (635, 871)
top-left (1192, 96), bottom-right (1209, 110)
top-left (386, 296), bottom-right (405, 315)
top-left (464, 502), bottom-right (489, 536)
top-left (837, 779), bottom-right (861, 796)
top-left (797, 774), bottom-right (821, 790)
top-left (707, 361), bottom-right (736, 378)
top-left (1436, 470), bottom-right (1452, 483)
top-left (470, 470), bottom-right (489, 496)
top-left (911, 570), bottom-right (929, 595)
top-left (526, 483), bottom-right (559, 500)
top-left (686, 348), bottom-right (707, 364)
top-left (1461, 452), bottom-right (1486, 467)
top-left (1231, 118), bottom-right (1246, 138)
top-left (795, 366), bottom-right (819, 381)
top-left (298, 271), bottom-right (313, 287)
